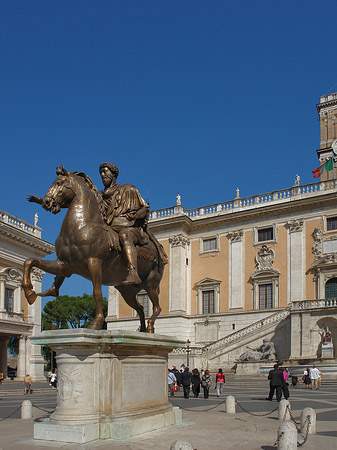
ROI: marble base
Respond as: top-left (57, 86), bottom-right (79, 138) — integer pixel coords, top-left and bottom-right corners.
top-left (235, 360), bottom-right (275, 375)
top-left (35, 407), bottom-right (182, 443)
top-left (322, 343), bottom-right (334, 358)
top-left (31, 329), bottom-right (184, 443)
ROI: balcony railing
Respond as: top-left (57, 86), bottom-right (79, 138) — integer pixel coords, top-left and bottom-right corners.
top-left (0, 210), bottom-right (41, 238)
top-left (149, 180), bottom-right (337, 222)
top-left (291, 298), bottom-right (337, 311)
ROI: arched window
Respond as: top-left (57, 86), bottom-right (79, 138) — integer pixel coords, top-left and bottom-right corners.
top-left (325, 278), bottom-right (337, 298)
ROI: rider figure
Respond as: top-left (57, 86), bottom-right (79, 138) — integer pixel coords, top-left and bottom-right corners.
top-left (99, 162), bottom-right (150, 285)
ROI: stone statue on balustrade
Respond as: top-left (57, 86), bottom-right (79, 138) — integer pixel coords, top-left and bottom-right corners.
top-left (238, 339), bottom-right (276, 362)
top-left (319, 326), bottom-right (334, 358)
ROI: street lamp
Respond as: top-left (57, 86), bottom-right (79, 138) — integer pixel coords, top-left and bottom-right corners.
top-left (186, 339), bottom-right (191, 368)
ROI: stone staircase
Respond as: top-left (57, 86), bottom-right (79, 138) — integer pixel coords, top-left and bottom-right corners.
top-left (202, 306), bottom-right (291, 359)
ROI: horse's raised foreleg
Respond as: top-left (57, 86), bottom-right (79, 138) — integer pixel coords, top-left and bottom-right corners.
top-left (39, 275), bottom-right (65, 298)
top-left (116, 285), bottom-right (146, 332)
top-left (87, 258), bottom-right (104, 330)
top-left (22, 258), bottom-right (69, 305)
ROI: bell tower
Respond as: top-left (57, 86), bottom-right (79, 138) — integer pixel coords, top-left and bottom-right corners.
top-left (316, 93), bottom-right (337, 181)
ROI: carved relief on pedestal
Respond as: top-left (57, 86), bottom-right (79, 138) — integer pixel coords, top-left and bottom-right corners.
top-left (286, 219), bottom-right (304, 233)
top-left (169, 234), bottom-right (189, 248)
top-left (58, 364), bottom-right (92, 407)
top-left (255, 245), bottom-right (274, 270)
top-left (227, 230), bottom-right (243, 243)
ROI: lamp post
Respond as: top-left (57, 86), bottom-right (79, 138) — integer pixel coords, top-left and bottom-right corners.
top-left (186, 339), bottom-right (191, 368)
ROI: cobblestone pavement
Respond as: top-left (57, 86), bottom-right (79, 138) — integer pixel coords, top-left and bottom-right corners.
top-left (0, 378), bottom-right (336, 449)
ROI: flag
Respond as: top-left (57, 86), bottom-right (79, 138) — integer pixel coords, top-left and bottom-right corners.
top-left (312, 158), bottom-right (333, 179)
top-left (51, 323), bottom-right (54, 330)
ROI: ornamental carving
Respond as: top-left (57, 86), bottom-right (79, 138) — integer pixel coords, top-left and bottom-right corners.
top-left (227, 230), bottom-right (243, 243)
top-left (255, 245), bottom-right (274, 270)
top-left (324, 253), bottom-right (337, 264)
top-left (312, 228), bottom-right (323, 259)
top-left (169, 234), bottom-right (189, 248)
top-left (8, 268), bottom-right (23, 281)
top-left (32, 267), bottom-right (44, 282)
top-left (286, 219), bottom-right (303, 233)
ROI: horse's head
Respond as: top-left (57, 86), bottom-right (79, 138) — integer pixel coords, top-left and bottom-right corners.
top-left (42, 165), bottom-right (75, 214)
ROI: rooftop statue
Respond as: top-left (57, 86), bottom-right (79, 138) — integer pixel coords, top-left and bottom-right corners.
top-left (238, 339), bottom-right (276, 362)
top-left (22, 164), bottom-right (167, 332)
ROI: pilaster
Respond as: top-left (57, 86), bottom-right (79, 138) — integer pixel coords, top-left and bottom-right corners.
top-left (227, 230), bottom-right (244, 309)
top-left (169, 235), bottom-right (189, 313)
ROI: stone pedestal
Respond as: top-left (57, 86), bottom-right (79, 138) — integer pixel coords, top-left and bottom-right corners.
top-left (235, 360), bottom-right (274, 375)
top-left (30, 329), bottom-right (184, 443)
top-left (321, 342), bottom-right (334, 358)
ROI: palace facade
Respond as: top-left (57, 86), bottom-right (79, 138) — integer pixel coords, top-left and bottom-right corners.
top-left (107, 93), bottom-right (337, 371)
top-left (0, 211), bottom-right (54, 380)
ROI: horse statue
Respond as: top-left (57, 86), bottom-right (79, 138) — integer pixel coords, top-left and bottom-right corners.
top-left (22, 165), bottom-right (164, 332)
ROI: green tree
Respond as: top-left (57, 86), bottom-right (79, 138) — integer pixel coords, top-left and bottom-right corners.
top-left (42, 293), bottom-right (108, 330)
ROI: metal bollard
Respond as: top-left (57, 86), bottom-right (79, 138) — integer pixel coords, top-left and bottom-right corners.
top-left (170, 439), bottom-right (193, 450)
top-left (225, 395), bottom-right (236, 414)
top-left (278, 399), bottom-right (291, 421)
top-left (21, 400), bottom-right (32, 419)
top-left (277, 421), bottom-right (297, 450)
top-left (301, 407), bottom-right (316, 435)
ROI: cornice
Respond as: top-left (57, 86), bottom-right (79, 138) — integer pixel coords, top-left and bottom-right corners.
top-left (317, 97), bottom-right (337, 113)
top-left (0, 223), bottom-right (54, 255)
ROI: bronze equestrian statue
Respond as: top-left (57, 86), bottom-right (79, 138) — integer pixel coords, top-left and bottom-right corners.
top-left (22, 164), bottom-right (167, 332)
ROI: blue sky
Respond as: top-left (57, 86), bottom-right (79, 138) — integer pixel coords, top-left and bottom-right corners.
top-left (1, 1), bottom-right (337, 300)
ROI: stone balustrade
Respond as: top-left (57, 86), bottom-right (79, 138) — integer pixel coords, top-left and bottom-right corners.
top-left (149, 180), bottom-right (337, 222)
top-left (201, 307), bottom-right (291, 355)
top-left (0, 210), bottom-right (41, 238)
top-left (292, 298), bottom-right (337, 310)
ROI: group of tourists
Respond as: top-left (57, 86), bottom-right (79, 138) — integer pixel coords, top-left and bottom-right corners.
top-left (302, 365), bottom-right (322, 389)
top-left (266, 364), bottom-right (323, 401)
top-left (168, 365), bottom-right (226, 399)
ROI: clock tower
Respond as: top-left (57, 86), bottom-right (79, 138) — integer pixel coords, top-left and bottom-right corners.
top-left (316, 92), bottom-right (337, 181)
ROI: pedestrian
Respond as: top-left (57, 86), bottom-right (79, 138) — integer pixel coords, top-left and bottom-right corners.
top-left (266, 364), bottom-right (283, 401)
top-left (174, 368), bottom-right (182, 389)
top-left (168, 369), bottom-right (177, 397)
top-left (309, 365), bottom-right (320, 390)
top-left (318, 369), bottom-right (322, 387)
top-left (50, 368), bottom-right (57, 389)
top-left (181, 367), bottom-right (192, 399)
top-left (201, 370), bottom-right (212, 399)
top-left (215, 368), bottom-right (225, 397)
top-left (0, 371), bottom-right (3, 385)
top-left (281, 366), bottom-right (289, 399)
top-left (302, 367), bottom-right (311, 389)
top-left (191, 368), bottom-right (201, 398)
top-left (23, 374), bottom-right (33, 394)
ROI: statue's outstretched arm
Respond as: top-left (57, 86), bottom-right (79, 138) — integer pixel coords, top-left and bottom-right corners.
top-left (27, 195), bottom-right (43, 205)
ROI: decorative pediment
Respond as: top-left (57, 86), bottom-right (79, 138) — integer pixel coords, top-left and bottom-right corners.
top-left (250, 268), bottom-right (280, 281)
top-left (195, 277), bottom-right (221, 287)
top-left (310, 253), bottom-right (337, 269)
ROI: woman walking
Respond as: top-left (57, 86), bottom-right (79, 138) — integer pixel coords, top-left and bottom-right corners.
top-left (215, 368), bottom-right (225, 397)
top-left (201, 370), bottom-right (212, 398)
top-left (191, 368), bottom-right (201, 398)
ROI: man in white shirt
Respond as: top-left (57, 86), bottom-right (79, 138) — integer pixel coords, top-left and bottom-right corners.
top-left (309, 366), bottom-right (320, 389)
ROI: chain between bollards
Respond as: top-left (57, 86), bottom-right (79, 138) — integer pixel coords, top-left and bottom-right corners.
top-left (235, 399), bottom-right (279, 417)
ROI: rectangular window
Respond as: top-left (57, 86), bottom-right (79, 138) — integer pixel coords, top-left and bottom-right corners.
top-left (202, 290), bottom-right (215, 314)
top-left (5, 288), bottom-right (14, 313)
top-left (258, 227), bottom-right (273, 242)
top-left (259, 284), bottom-right (273, 309)
top-left (203, 238), bottom-right (217, 252)
top-left (137, 293), bottom-right (149, 317)
top-left (327, 217), bottom-right (337, 231)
